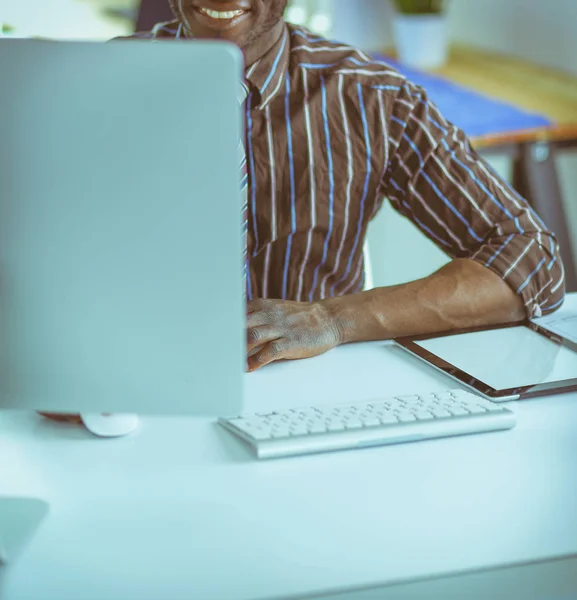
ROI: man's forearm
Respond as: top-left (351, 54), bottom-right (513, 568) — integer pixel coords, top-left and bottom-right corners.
top-left (323, 258), bottom-right (526, 344)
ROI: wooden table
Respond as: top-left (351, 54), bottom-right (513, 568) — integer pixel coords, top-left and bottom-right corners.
top-left (435, 46), bottom-right (577, 149)
top-left (384, 45), bottom-right (577, 292)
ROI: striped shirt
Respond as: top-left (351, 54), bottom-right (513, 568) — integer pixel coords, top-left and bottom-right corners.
top-left (124, 21), bottom-right (565, 318)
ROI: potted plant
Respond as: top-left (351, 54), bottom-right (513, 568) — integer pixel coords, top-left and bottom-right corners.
top-left (391, 0), bottom-right (449, 70)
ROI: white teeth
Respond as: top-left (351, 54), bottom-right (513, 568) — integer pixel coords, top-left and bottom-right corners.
top-left (199, 8), bottom-right (244, 19)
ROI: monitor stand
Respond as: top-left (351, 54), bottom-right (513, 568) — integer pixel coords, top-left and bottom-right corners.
top-left (0, 497), bottom-right (49, 565)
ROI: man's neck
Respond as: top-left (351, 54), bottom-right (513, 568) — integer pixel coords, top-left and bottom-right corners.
top-left (244, 20), bottom-right (285, 69)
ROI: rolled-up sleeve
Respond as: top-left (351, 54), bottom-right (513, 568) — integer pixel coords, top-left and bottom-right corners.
top-left (383, 81), bottom-right (565, 318)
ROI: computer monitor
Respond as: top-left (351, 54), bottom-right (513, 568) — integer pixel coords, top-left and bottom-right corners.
top-left (0, 39), bottom-right (245, 417)
top-left (0, 498), bottom-right (48, 565)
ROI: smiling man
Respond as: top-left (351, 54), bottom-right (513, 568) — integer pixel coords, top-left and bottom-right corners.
top-left (129, 0), bottom-right (565, 372)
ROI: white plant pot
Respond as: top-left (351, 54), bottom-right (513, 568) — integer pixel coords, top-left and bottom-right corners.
top-left (393, 13), bottom-right (449, 70)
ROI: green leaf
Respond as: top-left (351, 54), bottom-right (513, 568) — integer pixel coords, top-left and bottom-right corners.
top-left (392, 0), bottom-right (447, 14)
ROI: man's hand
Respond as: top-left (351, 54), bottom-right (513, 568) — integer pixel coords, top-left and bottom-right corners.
top-left (246, 299), bottom-right (343, 372)
top-left (37, 413), bottom-right (82, 424)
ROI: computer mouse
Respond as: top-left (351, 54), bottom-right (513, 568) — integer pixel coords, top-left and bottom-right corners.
top-left (80, 413), bottom-right (140, 438)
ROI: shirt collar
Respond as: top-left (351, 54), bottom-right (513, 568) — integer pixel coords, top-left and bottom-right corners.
top-left (244, 24), bottom-right (290, 110)
top-left (238, 81), bottom-right (250, 105)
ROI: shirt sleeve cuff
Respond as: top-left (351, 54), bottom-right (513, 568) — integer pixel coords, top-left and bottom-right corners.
top-left (470, 236), bottom-right (565, 319)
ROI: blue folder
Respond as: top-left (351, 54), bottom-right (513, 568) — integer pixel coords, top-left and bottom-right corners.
top-left (374, 56), bottom-right (552, 140)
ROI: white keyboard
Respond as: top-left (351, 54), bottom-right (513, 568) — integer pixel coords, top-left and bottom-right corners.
top-left (219, 389), bottom-right (517, 459)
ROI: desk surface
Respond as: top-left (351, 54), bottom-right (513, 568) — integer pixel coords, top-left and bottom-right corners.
top-left (1, 297), bottom-right (577, 600)
top-left (385, 45), bottom-right (577, 148)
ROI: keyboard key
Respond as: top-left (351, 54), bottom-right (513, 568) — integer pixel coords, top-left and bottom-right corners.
top-left (233, 421), bottom-right (261, 434)
top-left (432, 409), bottom-right (452, 418)
top-left (345, 419), bottom-right (363, 430)
top-left (357, 410), bottom-right (378, 419)
top-left (308, 422), bottom-right (326, 434)
top-left (362, 417), bottom-right (381, 427)
top-left (333, 408), bottom-right (348, 415)
top-left (415, 411), bottom-right (434, 420)
top-left (397, 412), bottom-right (417, 422)
top-left (397, 399), bottom-right (421, 407)
top-left (241, 426), bottom-right (270, 440)
top-left (297, 408), bottom-right (321, 417)
top-left (434, 392), bottom-right (457, 401)
top-left (272, 428), bottom-right (290, 438)
top-left (379, 414), bottom-right (398, 425)
top-left (289, 425), bottom-right (309, 436)
top-left (327, 421), bottom-right (345, 432)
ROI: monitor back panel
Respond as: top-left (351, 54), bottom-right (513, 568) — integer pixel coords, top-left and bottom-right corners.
top-left (0, 40), bottom-right (244, 415)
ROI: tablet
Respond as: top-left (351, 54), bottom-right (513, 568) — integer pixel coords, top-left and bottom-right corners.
top-left (394, 322), bottom-right (577, 401)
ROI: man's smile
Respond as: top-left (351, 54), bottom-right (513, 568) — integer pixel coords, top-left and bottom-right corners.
top-left (191, 2), bottom-right (251, 31)
top-left (198, 7), bottom-right (244, 19)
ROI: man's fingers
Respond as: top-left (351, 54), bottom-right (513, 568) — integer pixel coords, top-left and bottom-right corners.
top-left (247, 339), bottom-right (289, 372)
top-left (37, 412), bottom-right (82, 424)
top-left (247, 324), bottom-right (280, 352)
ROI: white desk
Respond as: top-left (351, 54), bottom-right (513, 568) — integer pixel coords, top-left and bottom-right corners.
top-left (1, 297), bottom-right (577, 600)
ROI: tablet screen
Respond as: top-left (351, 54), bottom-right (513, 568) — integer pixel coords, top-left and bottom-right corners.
top-left (415, 325), bottom-right (577, 390)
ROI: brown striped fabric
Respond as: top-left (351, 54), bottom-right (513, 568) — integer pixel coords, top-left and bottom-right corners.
top-left (125, 20), bottom-right (565, 318)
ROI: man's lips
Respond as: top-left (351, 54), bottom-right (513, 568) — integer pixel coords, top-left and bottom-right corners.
top-left (191, 5), bottom-right (251, 30)
top-left (198, 7), bottom-right (245, 19)
top-left (191, 0), bottom-right (251, 8)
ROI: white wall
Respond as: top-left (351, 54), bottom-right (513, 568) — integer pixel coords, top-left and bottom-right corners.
top-left (326, 0), bottom-right (577, 287)
top-left (0, 0), bottom-right (132, 38)
top-left (331, 0), bottom-right (394, 51)
top-left (449, 0), bottom-right (577, 76)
